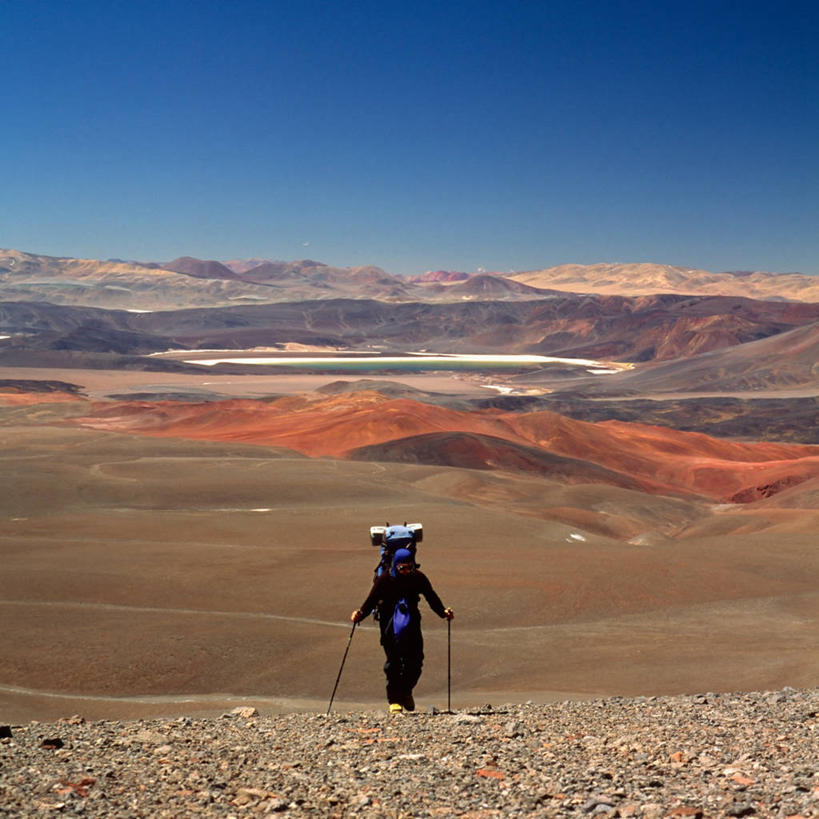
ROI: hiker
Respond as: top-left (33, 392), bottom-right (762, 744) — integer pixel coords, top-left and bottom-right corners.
top-left (351, 547), bottom-right (453, 713)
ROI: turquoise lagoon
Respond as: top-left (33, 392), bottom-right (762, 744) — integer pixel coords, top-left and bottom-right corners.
top-left (180, 352), bottom-right (625, 374)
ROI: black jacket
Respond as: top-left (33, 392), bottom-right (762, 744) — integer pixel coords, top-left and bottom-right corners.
top-left (359, 569), bottom-right (447, 622)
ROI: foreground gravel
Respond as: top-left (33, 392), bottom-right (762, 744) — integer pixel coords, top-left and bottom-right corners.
top-left (3, 688), bottom-right (819, 817)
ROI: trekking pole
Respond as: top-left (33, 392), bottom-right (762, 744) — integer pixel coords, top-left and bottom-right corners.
top-left (327, 620), bottom-right (357, 716)
top-left (447, 617), bottom-right (452, 713)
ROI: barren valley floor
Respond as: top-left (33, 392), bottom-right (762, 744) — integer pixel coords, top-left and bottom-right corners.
top-left (1, 367), bottom-right (818, 723)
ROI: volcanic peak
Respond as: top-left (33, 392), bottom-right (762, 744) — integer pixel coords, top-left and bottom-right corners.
top-left (162, 257), bottom-right (240, 281)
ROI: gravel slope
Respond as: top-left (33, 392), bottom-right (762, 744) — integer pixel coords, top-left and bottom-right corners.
top-left (3, 688), bottom-right (819, 817)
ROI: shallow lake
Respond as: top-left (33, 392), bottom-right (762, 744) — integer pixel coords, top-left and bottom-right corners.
top-left (177, 352), bottom-right (625, 374)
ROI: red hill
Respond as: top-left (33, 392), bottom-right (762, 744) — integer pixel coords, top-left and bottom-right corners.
top-left (68, 393), bottom-right (819, 504)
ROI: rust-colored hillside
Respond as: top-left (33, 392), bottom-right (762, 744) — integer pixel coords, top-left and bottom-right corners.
top-left (68, 392), bottom-right (819, 504)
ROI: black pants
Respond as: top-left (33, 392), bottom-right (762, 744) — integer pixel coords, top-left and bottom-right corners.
top-left (380, 620), bottom-right (424, 704)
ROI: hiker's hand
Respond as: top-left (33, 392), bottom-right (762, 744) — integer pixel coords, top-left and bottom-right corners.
top-left (444, 608), bottom-right (454, 621)
top-left (351, 609), bottom-right (364, 623)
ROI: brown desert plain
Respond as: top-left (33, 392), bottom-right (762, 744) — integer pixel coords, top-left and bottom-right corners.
top-left (2, 359), bottom-right (819, 724)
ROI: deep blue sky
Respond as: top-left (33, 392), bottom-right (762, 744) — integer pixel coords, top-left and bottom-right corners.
top-left (2, 0), bottom-right (817, 275)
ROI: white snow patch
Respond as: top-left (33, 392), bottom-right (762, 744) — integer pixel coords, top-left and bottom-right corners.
top-left (567, 532), bottom-right (587, 542)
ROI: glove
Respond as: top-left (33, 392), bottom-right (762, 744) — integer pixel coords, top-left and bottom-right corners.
top-left (443, 608), bottom-right (454, 621)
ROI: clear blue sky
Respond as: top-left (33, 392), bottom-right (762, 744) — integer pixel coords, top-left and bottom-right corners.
top-left (2, 0), bottom-right (817, 275)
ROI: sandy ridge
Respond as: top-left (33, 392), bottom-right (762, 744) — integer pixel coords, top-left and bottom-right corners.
top-left (510, 263), bottom-right (819, 302)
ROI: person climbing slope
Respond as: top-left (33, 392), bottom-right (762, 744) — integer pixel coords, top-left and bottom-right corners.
top-left (351, 547), bottom-right (454, 713)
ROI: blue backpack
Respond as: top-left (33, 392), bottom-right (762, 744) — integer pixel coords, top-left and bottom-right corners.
top-left (369, 522), bottom-right (423, 580)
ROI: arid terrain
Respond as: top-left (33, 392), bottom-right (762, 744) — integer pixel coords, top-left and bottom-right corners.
top-left (1, 249), bottom-right (818, 725)
top-left (5, 689), bottom-right (819, 817)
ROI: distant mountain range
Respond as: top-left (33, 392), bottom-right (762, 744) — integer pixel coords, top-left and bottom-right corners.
top-left (1, 249), bottom-right (816, 310)
top-left (2, 292), bottom-right (816, 362)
